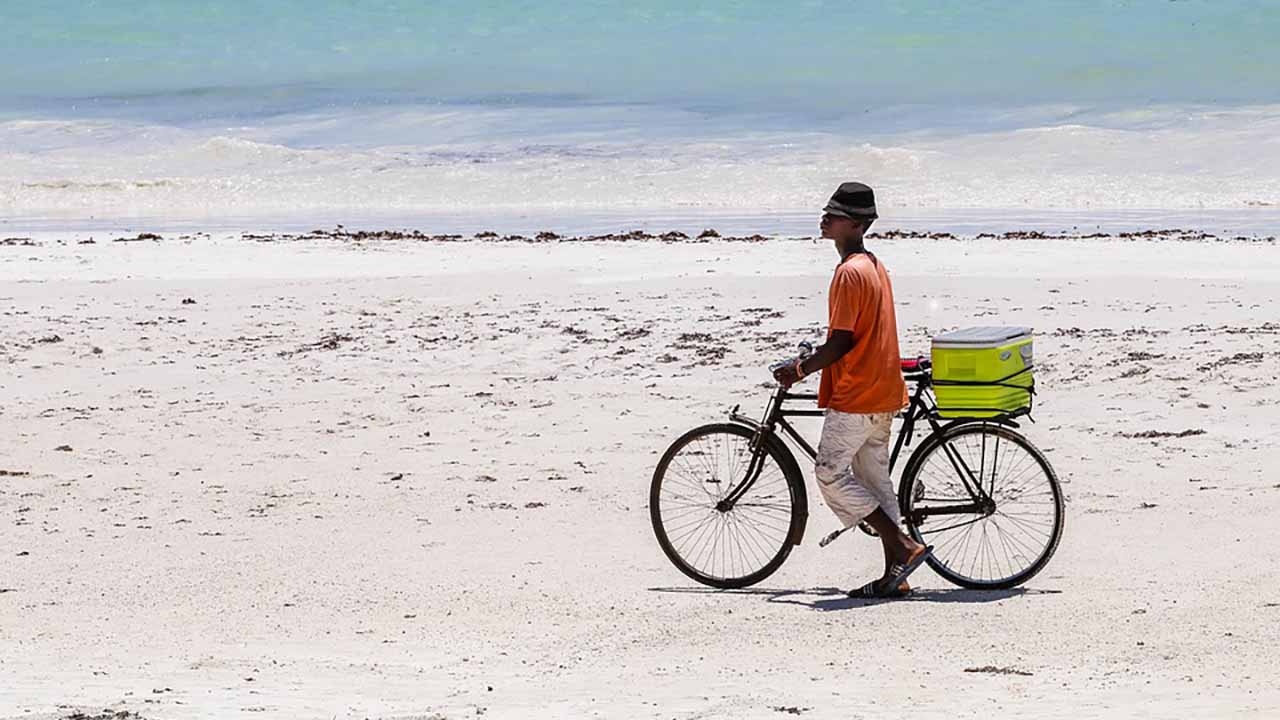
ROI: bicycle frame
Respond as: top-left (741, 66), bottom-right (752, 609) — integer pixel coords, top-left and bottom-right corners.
top-left (721, 370), bottom-right (1015, 530)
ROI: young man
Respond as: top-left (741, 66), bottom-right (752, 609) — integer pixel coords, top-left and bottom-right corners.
top-left (772, 182), bottom-right (932, 598)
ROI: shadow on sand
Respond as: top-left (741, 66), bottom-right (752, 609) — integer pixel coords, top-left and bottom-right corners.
top-left (649, 585), bottom-right (1062, 610)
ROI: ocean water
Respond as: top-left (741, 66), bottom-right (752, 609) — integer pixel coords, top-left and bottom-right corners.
top-left (3, 1), bottom-right (1280, 229)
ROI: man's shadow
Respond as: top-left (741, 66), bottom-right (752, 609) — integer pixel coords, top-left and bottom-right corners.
top-left (649, 585), bottom-right (1061, 610)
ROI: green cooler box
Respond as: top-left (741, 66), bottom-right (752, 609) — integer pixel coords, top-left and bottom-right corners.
top-left (931, 327), bottom-right (1034, 418)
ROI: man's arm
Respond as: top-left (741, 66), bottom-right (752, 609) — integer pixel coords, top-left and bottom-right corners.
top-left (773, 329), bottom-right (854, 386)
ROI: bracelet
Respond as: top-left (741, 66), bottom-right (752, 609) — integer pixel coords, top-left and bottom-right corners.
top-left (793, 358), bottom-right (807, 380)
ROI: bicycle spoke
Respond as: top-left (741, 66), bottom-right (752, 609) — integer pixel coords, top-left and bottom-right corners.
top-left (727, 512), bottom-right (766, 570)
top-left (990, 513), bottom-right (1044, 559)
top-left (732, 506), bottom-right (791, 538)
top-left (667, 509), bottom-right (718, 547)
top-left (916, 514), bottom-right (987, 535)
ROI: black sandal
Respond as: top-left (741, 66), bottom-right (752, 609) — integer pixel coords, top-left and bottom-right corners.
top-left (846, 579), bottom-right (910, 599)
top-left (886, 546), bottom-right (934, 589)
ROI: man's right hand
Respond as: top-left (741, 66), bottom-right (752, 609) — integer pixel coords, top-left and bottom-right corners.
top-left (773, 361), bottom-right (801, 387)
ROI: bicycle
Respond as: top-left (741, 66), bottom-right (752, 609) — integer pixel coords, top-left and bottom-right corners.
top-left (649, 344), bottom-right (1064, 590)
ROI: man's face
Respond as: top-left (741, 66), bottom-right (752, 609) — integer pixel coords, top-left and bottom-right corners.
top-left (820, 213), bottom-right (866, 253)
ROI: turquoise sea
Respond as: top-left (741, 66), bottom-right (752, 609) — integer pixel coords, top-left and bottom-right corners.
top-left (3, 1), bottom-right (1279, 229)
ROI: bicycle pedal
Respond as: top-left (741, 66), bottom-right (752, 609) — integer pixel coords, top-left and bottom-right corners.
top-left (817, 528), bottom-right (844, 547)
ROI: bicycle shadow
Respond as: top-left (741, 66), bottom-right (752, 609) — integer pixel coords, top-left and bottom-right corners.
top-left (648, 585), bottom-right (1061, 610)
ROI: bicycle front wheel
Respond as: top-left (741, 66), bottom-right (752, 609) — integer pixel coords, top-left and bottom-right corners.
top-left (650, 423), bottom-right (804, 589)
top-left (899, 423), bottom-right (1064, 589)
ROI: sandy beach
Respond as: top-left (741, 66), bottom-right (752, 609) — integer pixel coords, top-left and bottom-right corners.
top-left (3, 230), bottom-right (1280, 719)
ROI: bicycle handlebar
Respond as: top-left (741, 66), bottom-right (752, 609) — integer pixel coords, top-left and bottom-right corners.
top-left (770, 342), bottom-right (931, 378)
top-left (768, 341), bottom-right (815, 374)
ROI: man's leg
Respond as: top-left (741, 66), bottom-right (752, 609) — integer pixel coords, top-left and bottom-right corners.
top-left (813, 410), bottom-right (879, 529)
top-left (861, 508), bottom-right (927, 587)
top-left (850, 412), bottom-right (927, 592)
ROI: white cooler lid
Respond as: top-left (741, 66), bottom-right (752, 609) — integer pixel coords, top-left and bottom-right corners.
top-left (933, 326), bottom-right (1033, 348)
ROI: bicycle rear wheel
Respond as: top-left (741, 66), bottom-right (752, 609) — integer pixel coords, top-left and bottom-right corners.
top-left (650, 423), bottom-right (804, 589)
top-left (899, 423), bottom-right (1063, 589)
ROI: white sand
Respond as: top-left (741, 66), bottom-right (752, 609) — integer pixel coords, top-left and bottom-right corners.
top-left (2, 232), bottom-right (1279, 719)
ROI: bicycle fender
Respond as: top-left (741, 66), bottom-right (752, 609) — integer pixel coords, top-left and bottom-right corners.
top-left (776, 437), bottom-right (808, 546)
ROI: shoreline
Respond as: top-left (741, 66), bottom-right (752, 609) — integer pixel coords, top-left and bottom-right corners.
top-left (4, 207), bottom-right (1280, 241)
top-left (3, 225), bottom-right (1277, 248)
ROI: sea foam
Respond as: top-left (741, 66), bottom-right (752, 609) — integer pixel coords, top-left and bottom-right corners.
top-left (3, 103), bottom-right (1279, 229)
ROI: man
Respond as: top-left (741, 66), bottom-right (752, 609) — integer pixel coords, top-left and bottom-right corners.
top-left (772, 182), bottom-right (932, 598)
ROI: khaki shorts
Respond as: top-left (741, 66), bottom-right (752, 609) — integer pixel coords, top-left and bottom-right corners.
top-left (814, 409), bottom-right (900, 528)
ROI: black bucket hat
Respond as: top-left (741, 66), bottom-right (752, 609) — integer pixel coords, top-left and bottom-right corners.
top-left (824, 182), bottom-right (878, 219)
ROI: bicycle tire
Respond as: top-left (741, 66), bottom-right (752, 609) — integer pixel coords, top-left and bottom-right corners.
top-left (898, 422), bottom-right (1064, 590)
top-left (650, 422), bottom-right (805, 589)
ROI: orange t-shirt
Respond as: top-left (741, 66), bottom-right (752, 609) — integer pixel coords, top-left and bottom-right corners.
top-left (817, 253), bottom-right (909, 414)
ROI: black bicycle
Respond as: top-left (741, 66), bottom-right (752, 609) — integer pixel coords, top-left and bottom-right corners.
top-left (649, 347), bottom-right (1064, 590)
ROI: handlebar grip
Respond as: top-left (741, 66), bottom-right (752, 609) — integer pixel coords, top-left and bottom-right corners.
top-left (900, 356), bottom-right (931, 373)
